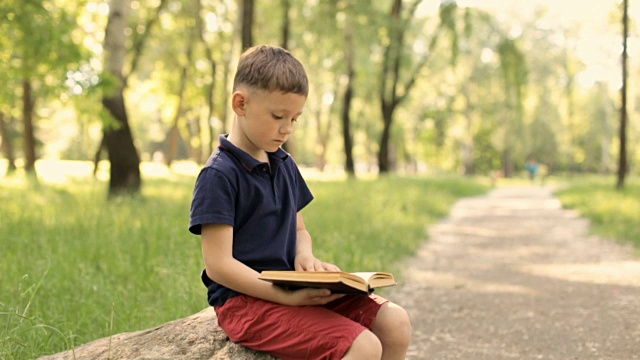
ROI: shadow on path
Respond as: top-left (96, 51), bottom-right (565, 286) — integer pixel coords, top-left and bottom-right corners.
top-left (390, 186), bottom-right (640, 360)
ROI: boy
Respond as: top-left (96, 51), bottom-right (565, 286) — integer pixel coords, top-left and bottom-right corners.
top-left (189, 45), bottom-right (411, 360)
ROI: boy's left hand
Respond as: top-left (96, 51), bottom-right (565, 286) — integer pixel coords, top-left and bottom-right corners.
top-left (294, 253), bottom-right (340, 272)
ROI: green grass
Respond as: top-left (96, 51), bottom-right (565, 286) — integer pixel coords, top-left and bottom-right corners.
top-left (0, 169), bottom-right (489, 359)
top-left (555, 176), bottom-right (640, 250)
top-left (305, 176), bottom-right (489, 275)
top-left (0, 176), bottom-right (204, 359)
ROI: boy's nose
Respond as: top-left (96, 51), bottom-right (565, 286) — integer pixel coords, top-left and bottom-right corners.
top-left (280, 122), bottom-right (293, 135)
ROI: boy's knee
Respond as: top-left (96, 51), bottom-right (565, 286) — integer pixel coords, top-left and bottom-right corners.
top-left (375, 302), bottom-right (412, 347)
top-left (343, 330), bottom-right (382, 359)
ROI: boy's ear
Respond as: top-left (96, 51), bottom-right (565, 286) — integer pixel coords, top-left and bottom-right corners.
top-left (232, 91), bottom-right (247, 116)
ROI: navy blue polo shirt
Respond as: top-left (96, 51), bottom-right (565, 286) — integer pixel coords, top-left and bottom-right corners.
top-left (189, 135), bottom-right (314, 306)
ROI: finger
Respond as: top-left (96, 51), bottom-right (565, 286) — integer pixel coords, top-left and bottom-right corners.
top-left (324, 263), bottom-right (340, 271)
top-left (317, 293), bottom-right (344, 304)
top-left (303, 289), bottom-right (344, 305)
top-left (317, 261), bottom-right (336, 271)
top-left (307, 288), bottom-right (331, 298)
top-left (297, 262), bottom-right (314, 271)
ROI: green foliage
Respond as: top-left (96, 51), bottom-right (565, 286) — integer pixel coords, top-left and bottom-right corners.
top-left (0, 173), bottom-right (488, 358)
top-left (440, 0), bottom-right (460, 66)
top-left (1, 0), bottom-right (87, 89)
top-left (473, 121), bottom-right (503, 173)
top-left (528, 94), bottom-right (560, 166)
top-left (497, 37), bottom-right (528, 105)
top-left (0, 0), bottom-right (94, 165)
top-left (1, 0), bottom-right (637, 186)
top-left (556, 176), bottom-right (640, 249)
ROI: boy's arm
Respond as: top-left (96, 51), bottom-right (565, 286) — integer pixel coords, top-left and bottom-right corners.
top-left (201, 223), bottom-right (342, 306)
top-left (294, 212), bottom-right (341, 272)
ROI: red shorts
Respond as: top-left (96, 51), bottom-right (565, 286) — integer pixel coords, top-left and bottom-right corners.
top-left (214, 294), bottom-right (389, 360)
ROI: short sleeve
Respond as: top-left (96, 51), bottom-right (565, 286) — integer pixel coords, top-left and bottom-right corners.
top-left (189, 167), bottom-right (236, 235)
top-left (293, 164), bottom-right (313, 212)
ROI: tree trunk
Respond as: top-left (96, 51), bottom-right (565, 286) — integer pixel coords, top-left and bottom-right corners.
top-left (502, 149), bottom-right (514, 178)
top-left (102, 93), bottom-right (141, 197)
top-left (378, 0), bottom-right (402, 173)
top-left (315, 103), bottom-right (328, 172)
top-left (207, 58), bottom-right (218, 156)
top-left (462, 118), bottom-right (475, 175)
top-left (166, 51), bottom-right (190, 166)
top-left (281, 0), bottom-right (290, 49)
top-left (0, 112), bottom-right (17, 172)
top-left (280, 0), bottom-right (296, 157)
top-left (22, 79), bottom-right (37, 175)
top-left (241, 0), bottom-right (254, 51)
top-left (617, 0), bottom-right (628, 190)
top-left (196, 0), bottom-right (216, 163)
top-left (378, 105), bottom-right (394, 173)
top-left (377, 0), bottom-right (427, 173)
top-left (102, 0), bottom-right (141, 197)
top-left (341, 20), bottom-right (355, 176)
top-left (462, 87), bottom-right (475, 175)
top-left (166, 125), bottom-right (181, 167)
top-left (220, 53), bottom-right (232, 135)
top-left (93, 135), bottom-right (105, 176)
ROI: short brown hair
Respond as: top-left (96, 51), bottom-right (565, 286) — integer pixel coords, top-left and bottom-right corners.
top-left (233, 45), bottom-right (308, 96)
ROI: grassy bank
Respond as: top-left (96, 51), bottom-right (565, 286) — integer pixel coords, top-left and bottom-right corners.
top-left (0, 171), bottom-right (488, 359)
top-left (555, 176), bottom-right (640, 250)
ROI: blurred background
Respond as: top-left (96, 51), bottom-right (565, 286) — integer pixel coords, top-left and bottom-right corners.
top-left (1, 0), bottom-right (638, 195)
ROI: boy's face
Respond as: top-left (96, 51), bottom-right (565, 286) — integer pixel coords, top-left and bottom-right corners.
top-left (233, 88), bottom-right (306, 155)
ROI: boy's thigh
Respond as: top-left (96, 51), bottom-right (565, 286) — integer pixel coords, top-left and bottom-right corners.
top-left (214, 294), bottom-right (388, 360)
top-left (323, 293), bottom-right (389, 330)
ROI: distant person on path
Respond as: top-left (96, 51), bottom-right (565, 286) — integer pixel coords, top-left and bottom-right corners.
top-left (188, 45), bottom-right (411, 360)
top-left (525, 158), bottom-right (540, 184)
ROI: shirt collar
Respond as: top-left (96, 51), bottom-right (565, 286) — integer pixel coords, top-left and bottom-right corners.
top-left (218, 134), bottom-right (289, 172)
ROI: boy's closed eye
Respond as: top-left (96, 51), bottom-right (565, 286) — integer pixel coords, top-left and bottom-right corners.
top-left (272, 114), bottom-right (299, 123)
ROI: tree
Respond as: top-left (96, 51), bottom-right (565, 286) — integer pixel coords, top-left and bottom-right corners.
top-left (517, 15), bottom-right (581, 174)
top-left (496, 37), bottom-right (527, 177)
top-left (281, 0), bottom-right (291, 49)
top-left (102, 0), bottom-right (141, 196)
top-left (0, 0), bottom-right (84, 178)
top-left (617, 0), bottom-right (629, 189)
top-left (100, 0), bottom-right (167, 197)
top-left (436, 7), bottom-right (501, 175)
top-left (241, 0), bottom-right (255, 51)
top-left (195, 0), bottom-right (219, 162)
top-left (280, 0), bottom-right (296, 156)
top-left (377, 0), bottom-right (456, 172)
top-left (341, 17), bottom-right (356, 176)
top-left (0, 113), bottom-right (17, 172)
top-left (21, 80), bottom-right (37, 175)
top-left (165, 47), bottom-right (192, 166)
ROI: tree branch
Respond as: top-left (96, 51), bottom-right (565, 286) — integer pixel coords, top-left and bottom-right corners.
top-left (125, 0), bottom-right (168, 85)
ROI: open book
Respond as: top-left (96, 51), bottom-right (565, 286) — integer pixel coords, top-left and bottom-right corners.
top-left (259, 270), bottom-right (397, 295)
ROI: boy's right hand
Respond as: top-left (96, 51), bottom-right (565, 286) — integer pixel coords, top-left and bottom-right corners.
top-left (279, 286), bottom-right (344, 306)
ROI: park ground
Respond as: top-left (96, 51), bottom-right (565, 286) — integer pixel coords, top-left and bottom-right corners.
top-left (390, 186), bottom-right (640, 360)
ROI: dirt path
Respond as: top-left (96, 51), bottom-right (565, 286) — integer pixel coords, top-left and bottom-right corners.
top-left (389, 186), bottom-right (640, 360)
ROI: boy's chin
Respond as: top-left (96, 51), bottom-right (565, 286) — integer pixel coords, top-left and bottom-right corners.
top-left (265, 142), bottom-right (285, 152)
